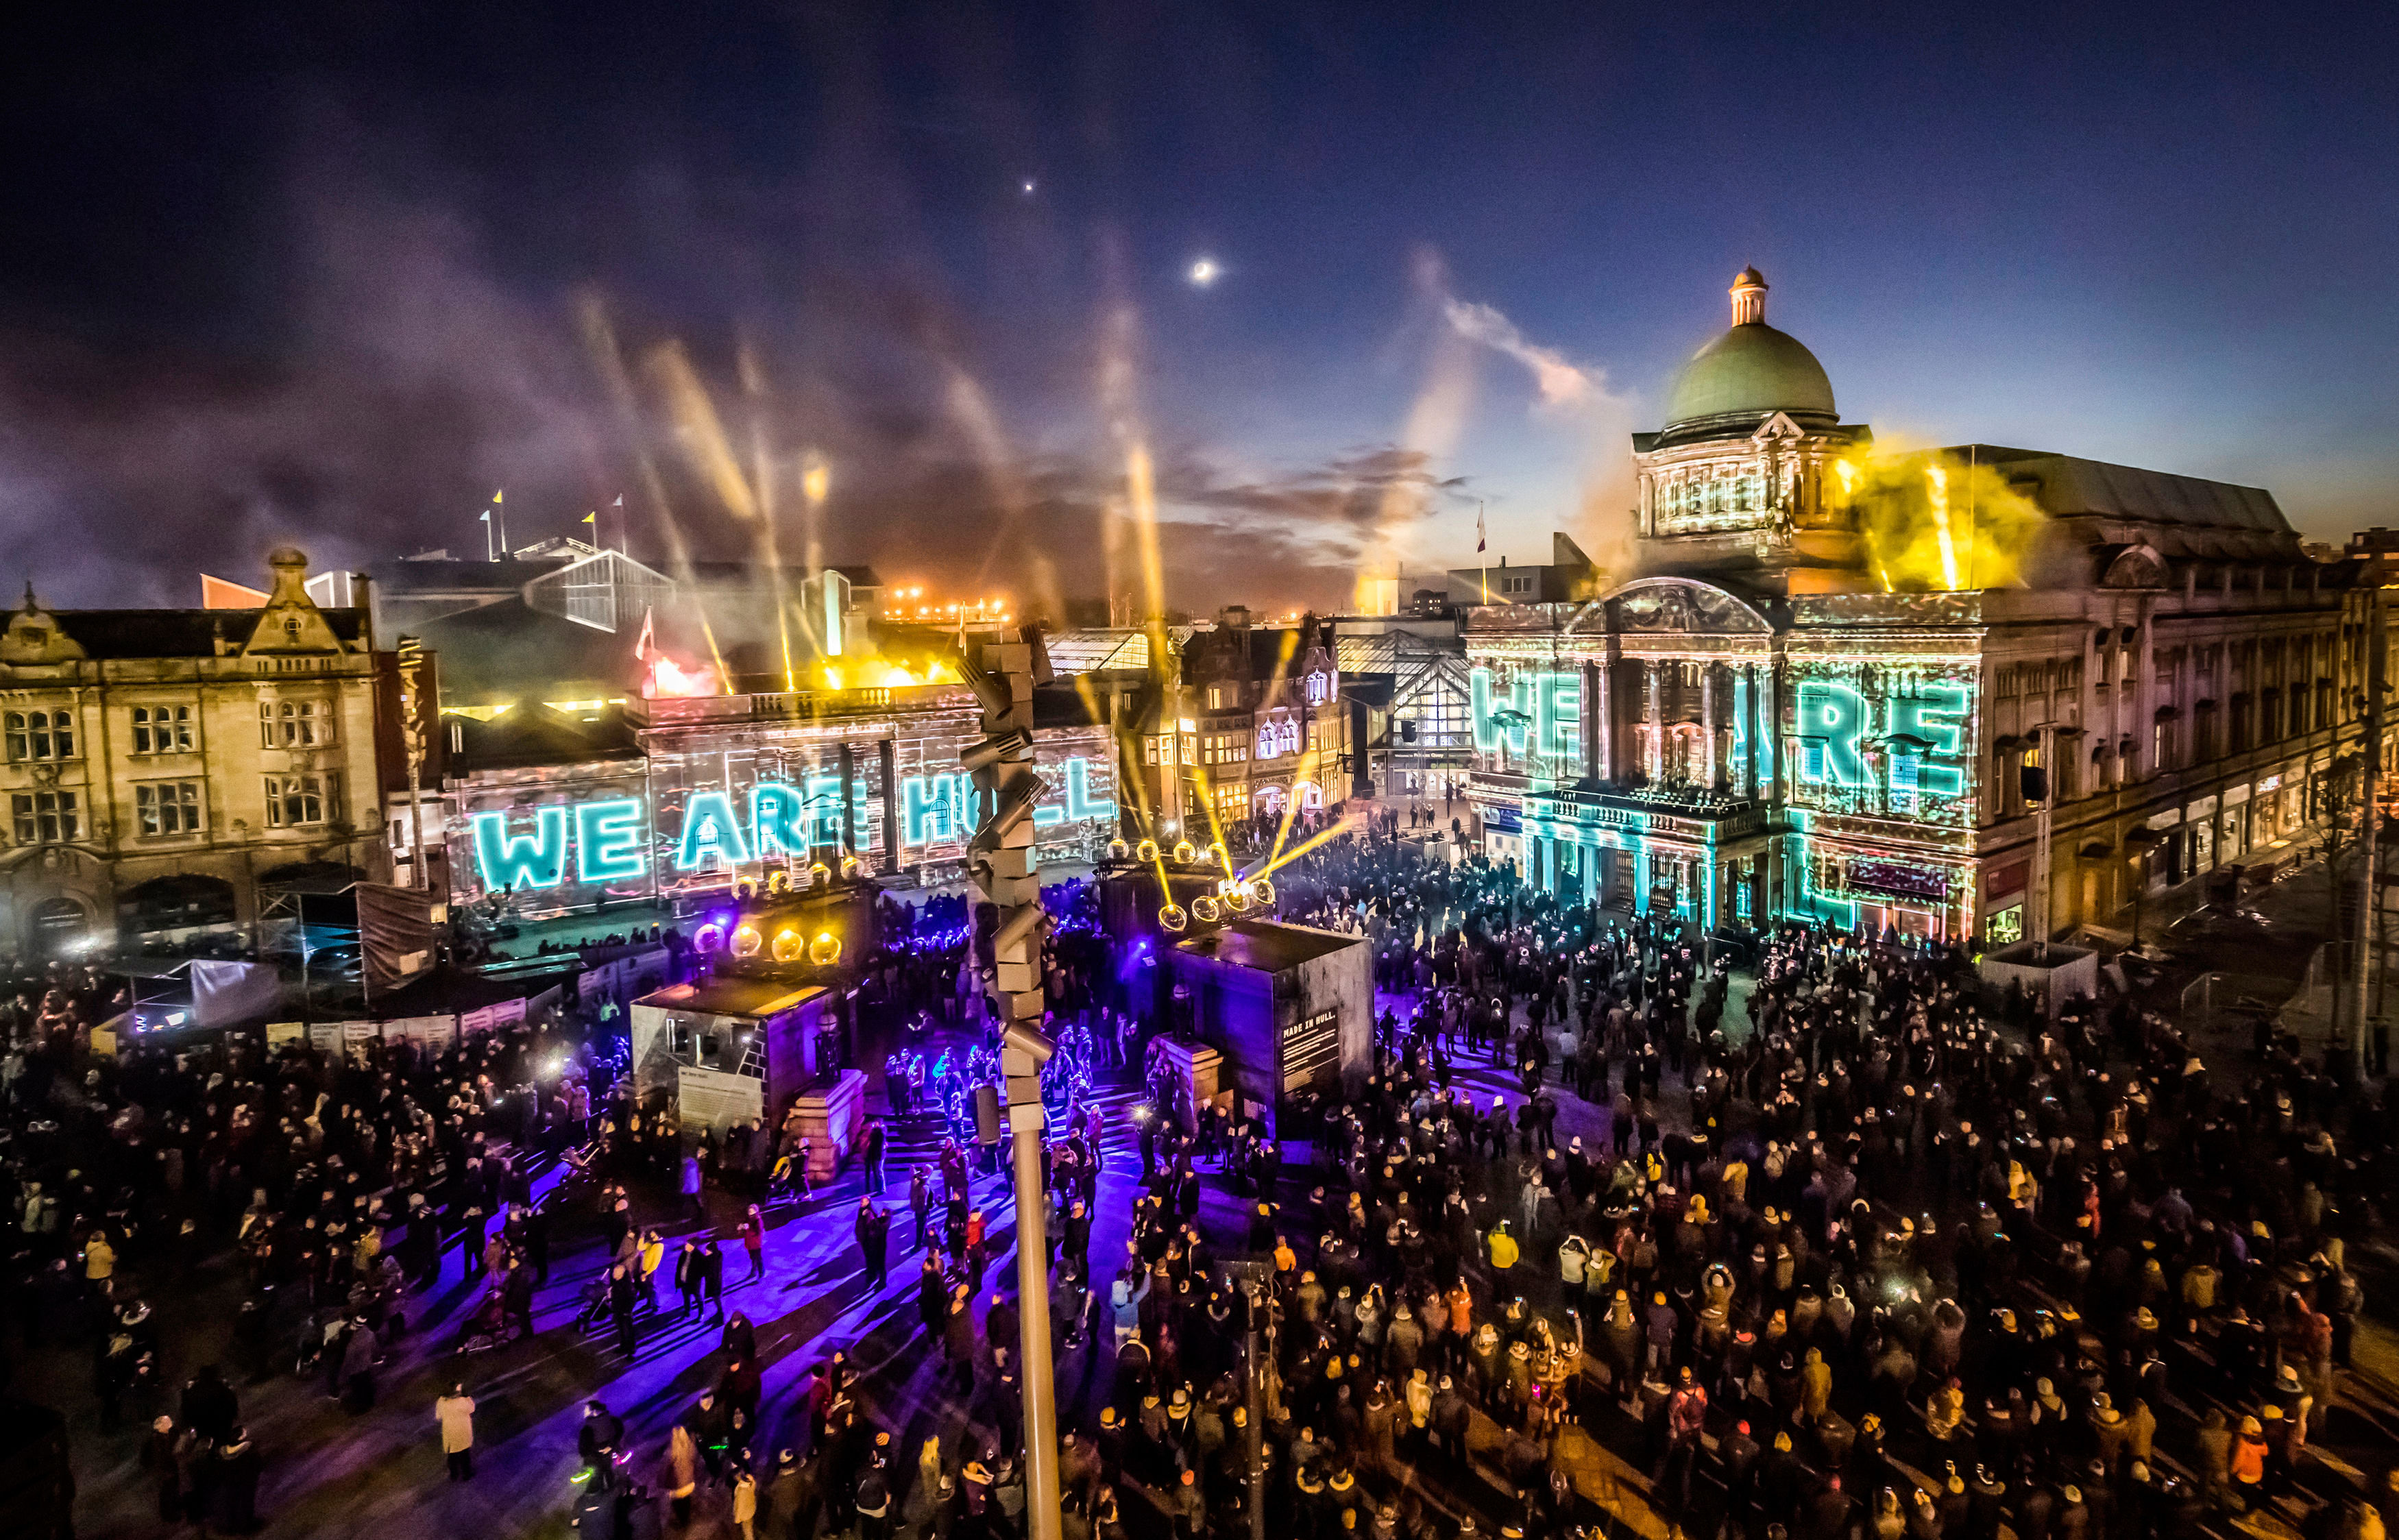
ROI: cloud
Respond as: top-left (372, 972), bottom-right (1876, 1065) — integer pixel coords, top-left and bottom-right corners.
top-left (0, 115), bottom-right (1476, 621)
top-left (1422, 267), bottom-right (1642, 572)
top-left (1439, 295), bottom-right (1609, 410)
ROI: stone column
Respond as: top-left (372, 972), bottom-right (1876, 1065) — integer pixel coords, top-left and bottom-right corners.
top-left (1645, 660), bottom-right (1664, 781)
top-left (1594, 661), bottom-right (1615, 781)
top-left (1583, 661), bottom-right (1604, 783)
top-left (1701, 663), bottom-right (1720, 788)
top-left (1742, 663), bottom-right (1762, 800)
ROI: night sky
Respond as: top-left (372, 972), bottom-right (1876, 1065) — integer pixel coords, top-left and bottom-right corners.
top-left (5, 1), bottom-right (2394, 616)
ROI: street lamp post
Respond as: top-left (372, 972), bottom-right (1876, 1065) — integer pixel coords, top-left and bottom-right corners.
top-left (960, 630), bottom-right (1063, 1540)
top-left (2125, 826), bottom-right (2161, 955)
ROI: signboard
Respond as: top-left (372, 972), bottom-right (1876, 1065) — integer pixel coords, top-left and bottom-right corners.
top-left (678, 1065), bottom-right (766, 1130)
top-left (461, 750), bottom-right (1117, 899)
top-left (265, 1021), bottom-right (306, 1048)
top-left (1279, 1007), bottom-right (1341, 1093)
top-left (1847, 858), bottom-right (1951, 902)
top-left (382, 1014), bottom-right (459, 1049)
top-left (459, 1000), bottom-right (523, 1036)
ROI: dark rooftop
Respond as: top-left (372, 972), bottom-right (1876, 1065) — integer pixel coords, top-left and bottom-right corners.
top-left (415, 598), bottom-right (641, 703)
top-left (634, 975), bottom-right (828, 1020)
top-left (1176, 919), bottom-right (1364, 972)
top-left (45, 608), bottom-right (365, 659)
top-left (449, 702), bottom-right (643, 774)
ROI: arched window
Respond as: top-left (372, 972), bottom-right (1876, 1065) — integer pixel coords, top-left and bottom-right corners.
top-left (3, 709), bottom-right (73, 762)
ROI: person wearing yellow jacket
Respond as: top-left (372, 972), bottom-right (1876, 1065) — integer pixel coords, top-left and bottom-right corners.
top-left (1486, 1221), bottom-right (1520, 1273)
top-left (82, 1232), bottom-right (116, 1293)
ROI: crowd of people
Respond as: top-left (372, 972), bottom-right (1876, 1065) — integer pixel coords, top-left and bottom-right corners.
top-left (9, 813), bottom-right (2398, 1540)
top-left (683, 831), bottom-right (2398, 1540)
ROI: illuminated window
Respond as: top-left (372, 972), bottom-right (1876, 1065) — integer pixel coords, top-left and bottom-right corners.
top-left (131, 704), bottom-right (197, 755)
top-left (136, 781), bottom-right (204, 836)
top-left (11, 790), bottom-right (79, 844)
top-left (4, 709), bottom-right (74, 762)
top-left (260, 699), bottom-right (329, 748)
top-left (265, 773), bottom-right (332, 827)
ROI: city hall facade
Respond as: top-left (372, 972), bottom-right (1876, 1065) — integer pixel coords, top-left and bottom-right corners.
top-left (1465, 269), bottom-right (2387, 945)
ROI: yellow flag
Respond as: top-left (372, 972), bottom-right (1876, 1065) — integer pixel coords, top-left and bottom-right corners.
top-left (491, 489), bottom-right (504, 504)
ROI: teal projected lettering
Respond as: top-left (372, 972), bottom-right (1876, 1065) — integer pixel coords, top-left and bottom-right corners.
top-left (1795, 676), bottom-right (1973, 814)
top-left (574, 799), bottom-right (646, 883)
top-left (465, 753), bottom-right (1116, 894)
top-left (1472, 668), bottom-right (1581, 761)
top-left (750, 782), bottom-right (812, 856)
top-left (1797, 682), bottom-right (1868, 786)
top-left (472, 806), bottom-right (570, 891)
top-left (1537, 672), bottom-right (1581, 761)
top-left (903, 773), bottom-right (964, 846)
top-left (677, 791), bottom-right (754, 870)
top-left (1889, 685), bottom-right (1969, 799)
top-left (1064, 758), bottom-right (1116, 821)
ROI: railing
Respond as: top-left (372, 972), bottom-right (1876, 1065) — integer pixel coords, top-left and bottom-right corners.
top-left (2178, 970), bottom-right (2291, 1039)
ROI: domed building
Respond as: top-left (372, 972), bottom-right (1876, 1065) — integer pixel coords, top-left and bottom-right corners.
top-left (1458, 267), bottom-right (2382, 961)
top-left (1632, 267), bottom-right (1875, 592)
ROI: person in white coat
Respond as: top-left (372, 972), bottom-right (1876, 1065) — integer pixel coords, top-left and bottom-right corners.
top-left (435, 1384), bottom-right (476, 1481)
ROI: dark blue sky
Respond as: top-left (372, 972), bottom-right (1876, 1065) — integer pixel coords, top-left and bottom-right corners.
top-left (5, 0), bottom-right (2393, 613)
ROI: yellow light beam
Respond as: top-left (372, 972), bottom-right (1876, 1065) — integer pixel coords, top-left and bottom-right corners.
top-left (1925, 465), bottom-right (1960, 590)
top-left (577, 296), bottom-right (727, 686)
top-left (1257, 814), bottom-right (1365, 879)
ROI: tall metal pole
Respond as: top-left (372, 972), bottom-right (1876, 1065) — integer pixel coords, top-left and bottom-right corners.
top-left (962, 629), bottom-right (1062, 1540)
top-left (398, 636), bottom-right (430, 891)
top-left (1245, 1286), bottom-right (1267, 1540)
top-left (2353, 569), bottom-right (2385, 1075)
top-left (1007, 1059), bottom-right (1060, 1540)
top-left (2032, 723), bottom-right (2056, 960)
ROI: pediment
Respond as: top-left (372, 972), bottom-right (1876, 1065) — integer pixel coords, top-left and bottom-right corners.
top-left (1602, 578), bottom-right (1775, 635)
top-left (1751, 412), bottom-right (1807, 442)
top-left (2098, 544), bottom-right (2169, 590)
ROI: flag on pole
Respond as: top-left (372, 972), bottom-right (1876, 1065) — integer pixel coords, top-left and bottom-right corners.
top-left (583, 511), bottom-right (597, 527)
top-left (1475, 505), bottom-right (1486, 553)
top-left (612, 495), bottom-right (623, 506)
top-left (633, 604), bottom-right (656, 663)
top-left (491, 489), bottom-right (504, 504)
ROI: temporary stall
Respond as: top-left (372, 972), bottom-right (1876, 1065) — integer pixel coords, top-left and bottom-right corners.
top-left (1165, 920), bottom-right (1371, 1131)
top-left (631, 975), bottom-right (863, 1177)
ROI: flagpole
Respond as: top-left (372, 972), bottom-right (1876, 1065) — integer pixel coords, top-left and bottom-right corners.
top-left (481, 508), bottom-right (494, 562)
top-left (1478, 500), bottom-right (1489, 604)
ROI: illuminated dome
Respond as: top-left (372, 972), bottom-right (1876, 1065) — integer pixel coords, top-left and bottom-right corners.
top-left (1661, 268), bottom-right (1837, 435)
